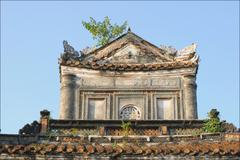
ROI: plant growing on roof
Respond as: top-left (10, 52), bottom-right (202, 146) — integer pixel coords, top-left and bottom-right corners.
top-left (121, 121), bottom-right (131, 137)
top-left (112, 141), bottom-right (117, 149)
top-left (82, 16), bottom-right (128, 47)
top-left (70, 128), bottom-right (79, 136)
top-left (46, 129), bottom-right (60, 141)
top-left (202, 109), bottom-right (223, 133)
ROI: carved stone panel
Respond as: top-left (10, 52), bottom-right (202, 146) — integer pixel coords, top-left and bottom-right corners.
top-left (115, 78), bottom-right (149, 87)
top-left (151, 78), bottom-right (180, 88)
top-left (115, 94), bottom-right (148, 120)
top-left (156, 98), bottom-right (174, 119)
top-left (152, 92), bottom-right (179, 120)
top-left (82, 93), bottom-right (110, 120)
top-left (75, 68), bottom-right (181, 90)
top-left (106, 44), bottom-right (160, 64)
top-left (88, 98), bottom-right (106, 120)
top-left (119, 104), bottom-right (141, 120)
top-left (81, 77), bottom-right (114, 88)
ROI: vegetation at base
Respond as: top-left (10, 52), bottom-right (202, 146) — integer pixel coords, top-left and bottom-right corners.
top-left (121, 121), bottom-right (131, 137)
top-left (202, 109), bottom-right (223, 133)
top-left (46, 130), bottom-right (59, 140)
top-left (82, 16), bottom-right (128, 47)
top-left (70, 128), bottom-right (79, 136)
top-left (112, 141), bottom-right (117, 149)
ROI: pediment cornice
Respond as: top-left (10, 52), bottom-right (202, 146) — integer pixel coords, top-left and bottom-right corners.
top-left (59, 31), bottom-right (199, 71)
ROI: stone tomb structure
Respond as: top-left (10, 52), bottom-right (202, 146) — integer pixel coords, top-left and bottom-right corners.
top-left (59, 31), bottom-right (199, 120)
top-left (2, 31), bottom-right (240, 160)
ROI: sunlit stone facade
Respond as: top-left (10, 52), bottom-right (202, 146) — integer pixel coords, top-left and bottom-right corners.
top-left (59, 31), bottom-right (199, 120)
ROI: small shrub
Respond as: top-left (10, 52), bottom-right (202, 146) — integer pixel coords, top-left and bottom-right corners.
top-left (82, 17), bottom-right (127, 46)
top-left (121, 121), bottom-right (131, 137)
top-left (70, 128), bottom-right (79, 136)
top-left (202, 109), bottom-right (223, 133)
top-left (112, 141), bottom-right (117, 149)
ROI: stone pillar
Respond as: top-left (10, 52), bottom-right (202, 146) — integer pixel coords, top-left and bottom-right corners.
top-left (98, 127), bottom-right (105, 136)
top-left (40, 110), bottom-right (50, 134)
top-left (183, 75), bottom-right (198, 119)
top-left (59, 74), bottom-right (76, 119)
top-left (160, 125), bottom-right (168, 135)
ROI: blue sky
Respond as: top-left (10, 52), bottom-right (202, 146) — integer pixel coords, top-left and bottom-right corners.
top-left (1, 1), bottom-right (239, 133)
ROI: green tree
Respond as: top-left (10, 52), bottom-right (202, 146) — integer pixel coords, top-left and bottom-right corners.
top-left (202, 109), bottom-right (222, 133)
top-left (82, 16), bottom-right (127, 47)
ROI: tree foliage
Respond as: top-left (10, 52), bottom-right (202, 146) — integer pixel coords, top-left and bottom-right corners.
top-left (202, 109), bottom-right (222, 133)
top-left (82, 16), bottom-right (128, 47)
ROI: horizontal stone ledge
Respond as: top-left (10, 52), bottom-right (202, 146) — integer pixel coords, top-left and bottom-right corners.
top-left (49, 119), bottom-right (204, 128)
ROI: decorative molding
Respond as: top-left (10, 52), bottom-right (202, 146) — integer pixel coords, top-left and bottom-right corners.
top-left (78, 76), bottom-right (181, 89)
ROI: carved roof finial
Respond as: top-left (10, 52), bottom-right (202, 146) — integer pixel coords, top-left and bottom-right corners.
top-left (40, 109), bottom-right (50, 118)
top-left (128, 27), bottom-right (131, 32)
top-left (62, 40), bottom-right (80, 57)
top-left (177, 43), bottom-right (197, 56)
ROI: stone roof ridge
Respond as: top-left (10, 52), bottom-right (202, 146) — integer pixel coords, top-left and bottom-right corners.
top-left (82, 31), bottom-right (174, 62)
top-left (80, 46), bottom-right (98, 56)
top-left (82, 32), bottom-right (199, 62)
top-left (59, 34), bottom-right (198, 61)
top-left (58, 32), bottom-right (199, 71)
top-left (59, 40), bottom-right (82, 64)
top-left (58, 31), bottom-right (130, 63)
top-left (177, 43), bottom-right (197, 56)
top-left (79, 30), bottom-right (130, 56)
top-left (82, 31), bottom-right (130, 56)
top-left (70, 30), bottom-right (131, 59)
top-left (174, 43), bottom-right (199, 62)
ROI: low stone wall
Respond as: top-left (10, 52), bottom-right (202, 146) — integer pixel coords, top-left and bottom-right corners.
top-left (46, 119), bottom-right (204, 137)
top-left (19, 110), bottom-right (205, 137)
top-left (224, 133), bottom-right (240, 141)
top-left (0, 133), bottom-right (235, 145)
top-left (0, 134), bottom-right (38, 145)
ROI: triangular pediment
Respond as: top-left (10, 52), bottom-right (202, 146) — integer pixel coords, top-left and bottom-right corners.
top-left (59, 31), bottom-right (199, 71)
top-left (83, 32), bottom-right (174, 64)
top-left (105, 43), bottom-right (168, 64)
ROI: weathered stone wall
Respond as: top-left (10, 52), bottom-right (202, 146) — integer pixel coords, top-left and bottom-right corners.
top-left (1, 133), bottom-right (239, 145)
top-left (60, 66), bottom-right (198, 120)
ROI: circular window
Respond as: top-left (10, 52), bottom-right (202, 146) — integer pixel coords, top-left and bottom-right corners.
top-left (119, 104), bottom-right (141, 120)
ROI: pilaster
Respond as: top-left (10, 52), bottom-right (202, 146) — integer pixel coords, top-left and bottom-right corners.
top-left (59, 74), bottom-right (77, 119)
top-left (183, 75), bottom-right (198, 119)
top-left (40, 110), bottom-right (50, 134)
